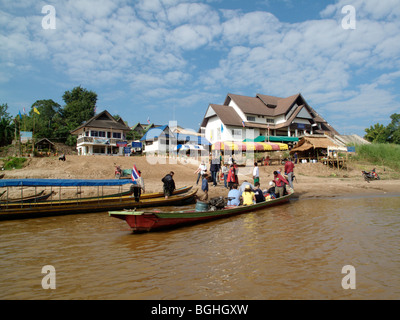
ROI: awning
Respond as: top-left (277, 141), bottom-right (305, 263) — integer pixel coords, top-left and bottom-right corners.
top-left (212, 141), bottom-right (288, 151)
top-left (245, 136), bottom-right (299, 143)
top-left (175, 144), bottom-right (205, 151)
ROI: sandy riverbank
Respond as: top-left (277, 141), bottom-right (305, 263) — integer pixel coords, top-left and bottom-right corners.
top-left (1, 155), bottom-right (400, 200)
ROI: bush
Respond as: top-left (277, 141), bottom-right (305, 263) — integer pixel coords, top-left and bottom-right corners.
top-left (3, 157), bottom-right (27, 170)
top-left (354, 143), bottom-right (400, 171)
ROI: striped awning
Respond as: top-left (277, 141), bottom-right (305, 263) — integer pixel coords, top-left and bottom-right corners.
top-left (212, 141), bottom-right (288, 151)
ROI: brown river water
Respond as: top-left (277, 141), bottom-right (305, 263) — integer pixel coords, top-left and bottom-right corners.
top-left (1, 195), bottom-right (399, 300)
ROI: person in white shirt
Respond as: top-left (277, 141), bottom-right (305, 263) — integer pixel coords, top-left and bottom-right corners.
top-left (194, 162), bottom-right (207, 185)
top-left (253, 162), bottom-right (260, 185)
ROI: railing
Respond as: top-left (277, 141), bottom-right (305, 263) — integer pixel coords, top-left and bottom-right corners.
top-left (77, 137), bottom-right (119, 145)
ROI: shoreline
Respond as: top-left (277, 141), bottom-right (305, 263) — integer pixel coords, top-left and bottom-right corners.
top-left (1, 155), bottom-right (399, 200)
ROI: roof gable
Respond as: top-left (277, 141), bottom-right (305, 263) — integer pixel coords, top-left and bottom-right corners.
top-left (71, 110), bottom-right (131, 134)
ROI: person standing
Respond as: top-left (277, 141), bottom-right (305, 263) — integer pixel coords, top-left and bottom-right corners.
top-left (227, 164), bottom-right (238, 190)
top-left (162, 171), bottom-right (176, 199)
top-left (273, 170), bottom-right (289, 198)
top-left (253, 162), bottom-right (260, 185)
top-left (131, 170), bottom-right (145, 202)
top-left (194, 161), bottom-right (207, 185)
top-left (221, 163), bottom-right (229, 189)
top-left (284, 158), bottom-right (295, 189)
top-left (210, 158), bottom-right (220, 187)
top-left (197, 173), bottom-right (209, 201)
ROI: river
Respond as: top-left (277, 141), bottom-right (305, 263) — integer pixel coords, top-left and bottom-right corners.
top-left (1, 195), bottom-right (399, 300)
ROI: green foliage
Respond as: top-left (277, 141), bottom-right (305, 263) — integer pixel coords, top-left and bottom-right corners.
top-left (3, 157), bottom-right (27, 170)
top-left (0, 103), bottom-right (14, 147)
top-left (62, 86), bottom-right (97, 129)
top-left (365, 113), bottom-right (400, 144)
top-left (354, 143), bottom-right (400, 172)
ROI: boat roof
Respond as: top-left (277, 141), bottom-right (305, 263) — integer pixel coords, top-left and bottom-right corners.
top-left (0, 179), bottom-right (135, 187)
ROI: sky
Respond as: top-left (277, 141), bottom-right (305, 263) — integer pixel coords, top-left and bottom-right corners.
top-left (1, 0), bottom-right (400, 137)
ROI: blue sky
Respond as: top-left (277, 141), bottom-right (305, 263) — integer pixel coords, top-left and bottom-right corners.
top-left (1, 0), bottom-right (400, 137)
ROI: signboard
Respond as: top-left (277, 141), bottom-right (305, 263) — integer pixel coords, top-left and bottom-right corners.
top-left (20, 131), bottom-right (33, 144)
top-left (347, 146), bottom-right (356, 153)
top-left (124, 147), bottom-right (131, 155)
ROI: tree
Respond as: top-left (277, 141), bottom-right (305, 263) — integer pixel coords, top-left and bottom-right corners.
top-left (62, 86), bottom-right (97, 130)
top-left (29, 100), bottom-right (62, 140)
top-left (0, 103), bottom-right (14, 147)
top-left (364, 123), bottom-right (389, 143)
top-left (386, 113), bottom-right (400, 144)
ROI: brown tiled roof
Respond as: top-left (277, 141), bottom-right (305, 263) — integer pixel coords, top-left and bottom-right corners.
top-left (226, 94), bottom-right (274, 116)
top-left (204, 104), bottom-right (243, 127)
top-left (71, 110), bottom-right (131, 134)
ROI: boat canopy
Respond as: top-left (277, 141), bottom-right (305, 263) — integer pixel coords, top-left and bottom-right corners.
top-left (0, 179), bottom-right (135, 187)
top-left (244, 136), bottom-right (299, 143)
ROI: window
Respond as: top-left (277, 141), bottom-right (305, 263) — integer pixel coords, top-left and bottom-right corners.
top-left (91, 131), bottom-right (99, 137)
top-left (113, 132), bottom-right (121, 139)
top-left (247, 116), bottom-right (256, 122)
top-left (98, 131), bottom-right (106, 137)
top-left (232, 129), bottom-right (242, 139)
top-left (266, 118), bottom-right (275, 124)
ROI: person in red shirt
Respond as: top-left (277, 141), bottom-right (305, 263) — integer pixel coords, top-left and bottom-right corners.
top-left (273, 170), bottom-right (289, 198)
top-left (227, 164), bottom-right (238, 190)
top-left (284, 158), bottom-right (295, 189)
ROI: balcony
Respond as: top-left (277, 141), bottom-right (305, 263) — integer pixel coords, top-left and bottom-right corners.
top-left (77, 136), bottom-right (119, 146)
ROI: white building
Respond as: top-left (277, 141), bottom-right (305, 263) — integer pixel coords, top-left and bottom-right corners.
top-left (200, 93), bottom-right (339, 144)
top-left (71, 111), bottom-right (131, 156)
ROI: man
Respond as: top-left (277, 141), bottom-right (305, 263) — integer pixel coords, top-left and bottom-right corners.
top-left (227, 183), bottom-right (241, 206)
top-left (197, 173), bottom-right (209, 201)
top-left (273, 171), bottom-right (289, 198)
top-left (253, 182), bottom-right (265, 203)
top-left (253, 162), bottom-right (259, 185)
top-left (239, 180), bottom-right (254, 195)
top-left (162, 171), bottom-right (176, 199)
top-left (194, 161), bottom-right (207, 185)
top-left (284, 158), bottom-right (295, 189)
top-left (210, 158), bottom-right (220, 187)
top-left (131, 170), bottom-right (145, 202)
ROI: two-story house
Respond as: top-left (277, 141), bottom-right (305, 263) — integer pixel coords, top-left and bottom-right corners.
top-left (71, 110), bottom-right (131, 156)
top-left (200, 93), bottom-right (339, 144)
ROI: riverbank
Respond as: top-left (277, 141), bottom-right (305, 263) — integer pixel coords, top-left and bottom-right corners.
top-left (1, 155), bottom-right (400, 200)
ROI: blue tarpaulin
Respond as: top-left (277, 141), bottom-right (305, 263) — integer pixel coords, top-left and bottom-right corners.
top-left (0, 179), bottom-right (134, 187)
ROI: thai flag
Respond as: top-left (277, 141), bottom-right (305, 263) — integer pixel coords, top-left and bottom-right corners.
top-left (131, 164), bottom-right (140, 182)
top-left (242, 121), bottom-right (245, 127)
top-left (147, 117), bottom-right (150, 124)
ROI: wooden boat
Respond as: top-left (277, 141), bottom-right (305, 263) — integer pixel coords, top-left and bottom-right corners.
top-left (0, 178), bottom-right (197, 220)
top-left (109, 193), bottom-right (294, 233)
top-left (0, 190), bottom-right (54, 204)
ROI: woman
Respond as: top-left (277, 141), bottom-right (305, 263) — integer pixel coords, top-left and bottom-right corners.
top-left (242, 185), bottom-right (256, 206)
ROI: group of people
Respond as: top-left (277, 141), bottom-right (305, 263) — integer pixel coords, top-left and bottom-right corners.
top-left (129, 169), bottom-right (177, 202)
top-left (195, 157), bottom-right (295, 207)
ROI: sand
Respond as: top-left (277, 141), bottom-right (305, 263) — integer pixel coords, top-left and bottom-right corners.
top-left (1, 155), bottom-right (400, 200)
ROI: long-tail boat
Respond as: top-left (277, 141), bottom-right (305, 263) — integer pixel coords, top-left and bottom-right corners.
top-left (0, 178), bottom-right (197, 220)
top-left (109, 193), bottom-right (294, 233)
top-left (0, 190), bottom-right (54, 203)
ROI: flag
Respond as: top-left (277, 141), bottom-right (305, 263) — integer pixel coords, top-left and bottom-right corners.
top-left (242, 120), bottom-right (245, 127)
top-left (23, 107), bottom-right (26, 115)
top-left (131, 164), bottom-right (140, 182)
top-left (33, 107), bottom-right (40, 115)
top-left (94, 105), bottom-right (97, 113)
top-left (147, 117), bottom-right (150, 124)
top-left (19, 111), bottom-right (22, 120)
top-left (221, 123), bottom-right (224, 133)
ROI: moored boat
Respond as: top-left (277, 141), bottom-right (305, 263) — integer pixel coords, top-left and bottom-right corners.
top-left (109, 193), bottom-right (294, 233)
top-left (0, 178), bottom-right (197, 220)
